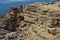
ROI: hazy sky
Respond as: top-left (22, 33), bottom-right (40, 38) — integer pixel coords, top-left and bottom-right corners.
top-left (0, 0), bottom-right (58, 4)
top-left (0, 0), bottom-right (34, 2)
top-left (0, 0), bottom-right (35, 3)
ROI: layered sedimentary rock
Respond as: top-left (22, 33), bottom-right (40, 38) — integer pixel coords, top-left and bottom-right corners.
top-left (0, 2), bottom-right (60, 40)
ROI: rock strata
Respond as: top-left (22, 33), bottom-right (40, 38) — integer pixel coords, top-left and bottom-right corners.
top-left (0, 2), bottom-right (60, 40)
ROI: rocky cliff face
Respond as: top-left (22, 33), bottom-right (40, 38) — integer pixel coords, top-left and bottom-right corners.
top-left (0, 2), bottom-right (60, 40)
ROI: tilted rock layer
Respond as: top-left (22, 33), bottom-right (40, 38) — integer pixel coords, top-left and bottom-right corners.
top-left (0, 2), bottom-right (60, 40)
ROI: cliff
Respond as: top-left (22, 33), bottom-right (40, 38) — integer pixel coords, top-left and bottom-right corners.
top-left (0, 2), bottom-right (60, 40)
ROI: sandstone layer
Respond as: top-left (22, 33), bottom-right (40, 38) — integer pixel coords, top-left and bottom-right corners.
top-left (0, 2), bottom-right (60, 40)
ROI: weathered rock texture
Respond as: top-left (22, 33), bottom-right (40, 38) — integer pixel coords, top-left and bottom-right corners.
top-left (0, 2), bottom-right (60, 40)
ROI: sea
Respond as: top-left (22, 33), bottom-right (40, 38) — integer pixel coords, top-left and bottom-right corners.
top-left (0, 0), bottom-right (59, 14)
